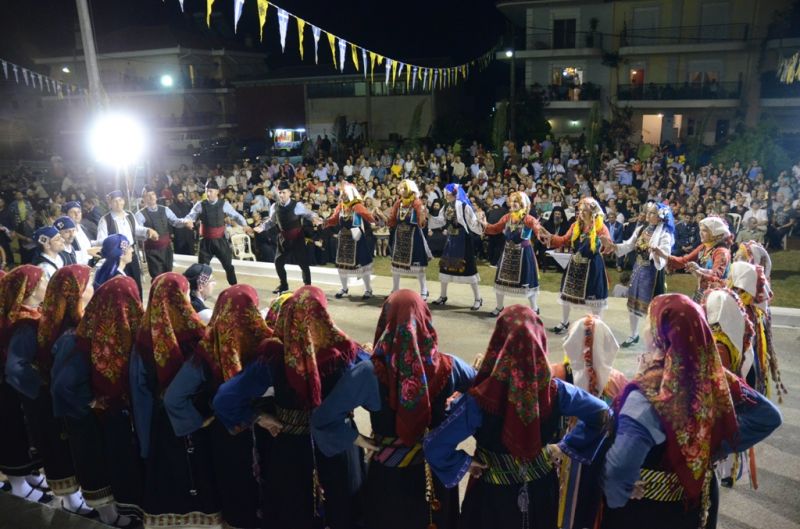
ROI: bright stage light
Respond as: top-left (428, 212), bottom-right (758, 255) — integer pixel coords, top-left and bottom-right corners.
top-left (505, 50), bottom-right (514, 58)
top-left (89, 113), bottom-right (147, 168)
top-left (61, 66), bottom-right (71, 74)
top-left (160, 74), bottom-right (174, 87)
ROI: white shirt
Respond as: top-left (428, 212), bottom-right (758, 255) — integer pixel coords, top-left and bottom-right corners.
top-left (38, 253), bottom-right (64, 282)
top-left (96, 211), bottom-right (148, 245)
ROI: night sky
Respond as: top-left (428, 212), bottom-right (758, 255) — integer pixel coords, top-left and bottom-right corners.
top-left (0, 0), bottom-right (506, 70)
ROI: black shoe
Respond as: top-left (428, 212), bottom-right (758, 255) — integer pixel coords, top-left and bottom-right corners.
top-left (335, 288), bottom-right (349, 299)
top-left (489, 307), bottom-right (503, 317)
top-left (470, 299), bottom-right (483, 311)
top-left (362, 290), bottom-right (373, 300)
top-left (720, 477), bottom-right (734, 488)
top-left (535, 308), bottom-right (540, 315)
top-left (272, 285), bottom-right (289, 295)
top-left (1, 481), bottom-right (10, 493)
top-left (550, 322), bottom-right (569, 334)
top-left (431, 296), bottom-right (448, 305)
top-left (621, 335), bottom-right (640, 348)
top-left (421, 291), bottom-right (429, 301)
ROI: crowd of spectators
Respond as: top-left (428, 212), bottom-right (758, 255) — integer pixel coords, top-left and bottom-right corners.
top-left (1, 136), bottom-right (799, 276)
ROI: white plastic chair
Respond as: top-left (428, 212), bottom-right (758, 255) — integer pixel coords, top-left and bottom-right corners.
top-left (231, 233), bottom-right (256, 262)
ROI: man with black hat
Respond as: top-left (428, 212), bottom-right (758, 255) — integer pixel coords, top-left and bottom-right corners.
top-left (33, 226), bottom-right (65, 281)
top-left (255, 179), bottom-right (322, 294)
top-left (61, 202), bottom-right (97, 263)
top-left (183, 263), bottom-right (216, 323)
top-left (135, 186), bottom-right (192, 280)
top-left (54, 216), bottom-right (83, 265)
top-left (96, 190), bottom-right (158, 298)
top-left (180, 179), bottom-right (250, 285)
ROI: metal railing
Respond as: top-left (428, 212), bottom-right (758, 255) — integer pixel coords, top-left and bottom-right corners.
top-left (617, 81), bottom-right (741, 100)
top-left (526, 31), bottom-right (604, 50)
top-left (620, 23), bottom-right (748, 46)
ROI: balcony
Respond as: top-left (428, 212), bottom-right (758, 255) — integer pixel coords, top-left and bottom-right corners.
top-left (619, 24), bottom-right (749, 55)
top-left (617, 82), bottom-right (742, 108)
top-left (760, 75), bottom-right (800, 107)
top-left (496, 31), bottom-right (604, 60)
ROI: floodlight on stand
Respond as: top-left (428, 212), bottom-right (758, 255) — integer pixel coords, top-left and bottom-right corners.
top-left (160, 74), bottom-right (174, 87)
top-left (88, 113), bottom-right (147, 169)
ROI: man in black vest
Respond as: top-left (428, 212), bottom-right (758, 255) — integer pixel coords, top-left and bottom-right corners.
top-left (181, 180), bottom-right (250, 285)
top-left (96, 190), bottom-right (159, 298)
top-left (170, 191), bottom-right (195, 255)
top-left (255, 179), bottom-right (321, 294)
top-left (54, 216), bottom-right (80, 265)
top-left (135, 186), bottom-right (192, 280)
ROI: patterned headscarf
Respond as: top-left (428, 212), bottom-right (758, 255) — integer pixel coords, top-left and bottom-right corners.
top-left (618, 294), bottom-right (738, 503)
top-left (196, 285), bottom-right (271, 386)
top-left (264, 293), bottom-right (292, 333)
top-left (469, 305), bottom-right (556, 460)
top-left (76, 276), bottom-right (144, 411)
top-left (372, 289), bottom-right (453, 446)
top-left (271, 286), bottom-right (359, 408)
top-left (702, 288), bottom-right (753, 374)
top-left (735, 240), bottom-right (772, 278)
top-left (562, 315), bottom-right (620, 397)
top-left (0, 265), bottom-right (44, 361)
top-left (37, 264), bottom-right (92, 373)
top-left (136, 273), bottom-right (206, 391)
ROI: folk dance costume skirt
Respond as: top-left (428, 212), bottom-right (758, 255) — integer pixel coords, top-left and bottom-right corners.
top-left (627, 258), bottom-right (666, 317)
top-left (141, 405), bottom-right (222, 529)
top-left (391, 223), bottom-right (431, 277)
top-left (208, 420), bottom-right (260, 529)
top-left (493, 240), bottom-right (538, 297)
top-left (0, 382), bottom-right (41, 477)
top-left (363, 435), bottom-right (458, 529)
top-left (440, 228), bottom-right (480, 285)
top-left (558, 252), bottom-right (608, 310)
top-left (336, 228), bottom-right (374, 279)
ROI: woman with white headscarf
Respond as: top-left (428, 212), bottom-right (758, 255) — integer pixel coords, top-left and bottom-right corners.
top-left (734, 239), bottom-right (772, 279)
top-left (655, 216), bottom-right (731, 302)
top-left (326, 180), bottom-right (377, 299)
top-left (387, 179), bottom-right (432, 299)
top-left (601, 202), bottom-right (675, 347)
top-left (428, 184), bottom-right (485, 310)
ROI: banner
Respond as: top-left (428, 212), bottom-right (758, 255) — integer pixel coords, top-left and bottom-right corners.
top-left (257, 0), bottom-right (269, 41)
top-left (297, 18), bottom-right (306, 60)
top-left (0, 56), bottom-right (83, 98)
top-left (312, 25), bottom-right (321, 64)
top-left (327, 32), bottom-right (337, 70)
top-left (234, 0), bottom-right (246, 32)
top-left (207, 0), bottom-right (215, 27)
top-left (277, 9), bottom-right (289, 51)
top-left (338, 38), bottom-right (347, 73)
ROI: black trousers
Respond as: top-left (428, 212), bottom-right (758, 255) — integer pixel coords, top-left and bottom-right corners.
top-left (199, 237), bottom-right (237, 285)
top-left (144, 245), bottom-right (174, 280)
top-left (173, 228), bottom-right (195, 255)
top-left (275, 237), bottom-right (311, 289)
top-left (124, 255), bottom-right (144, 300)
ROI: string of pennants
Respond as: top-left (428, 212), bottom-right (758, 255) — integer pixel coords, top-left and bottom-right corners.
top-left (777, 52), bottom-right (800, 84)
top-left (173, 0), bottom-right (493, 90)
top-left (0, 57), bottom-right (87, 99)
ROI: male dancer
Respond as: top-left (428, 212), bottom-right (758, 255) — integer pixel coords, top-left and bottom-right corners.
top-left (135, 186), bottom-right (192, 279)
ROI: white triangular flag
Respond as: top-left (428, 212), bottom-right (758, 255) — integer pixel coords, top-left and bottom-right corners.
top-left (46, 78), bottom-right (51, 93)
top-left (39, 74), bottom-right (44, 91)
top-left (338, 39), bottom-right (347, 72)
top-left (1, 60), bottom-right (7, 79)
top-left (412, 66), bottom-right (417, 90)
top-left (423, 69), bottom-right (429, 90)
top-left (277, 9), bottom-right (289, 52)
top-left (12, 65), bottom-right (19, 83)
top-left (312, 25), bottom-right (321, 64)
top-left (362, 49), bottom-right (368, 78)
top-left (233, 0), bottom-right (246, 33)
top-left (178, 0), bottom-right (184, 11)
top-left (22, 69), bottom-right (29, 86)
top-left (398, 62), bottom-right (405, 78)
top-left (385, 58), bottom-right (391, 85)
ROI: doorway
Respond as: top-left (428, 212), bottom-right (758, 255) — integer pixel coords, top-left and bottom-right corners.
top-left (642, 114), bottom-right (663, 145)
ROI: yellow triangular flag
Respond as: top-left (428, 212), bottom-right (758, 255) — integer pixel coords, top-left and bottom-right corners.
top-left (406, 63), bottom-right (411, 90)
top-left (391, 60), bottom-right (398, 85)
top-left (257, 0), bottom-right (269, 41)
top-left (297, 18), bottom-right (306, 60)
top-left (351, 43), bottom-right (359, 71)
top-left (327, 33), bottom-right (337, 70)
top-left (207, 0), bottom-right (215, 27)
top-left (369, 52), bottom-right (377, 82)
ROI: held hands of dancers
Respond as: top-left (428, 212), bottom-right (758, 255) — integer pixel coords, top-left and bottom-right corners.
top-left (537, 228), bottom-right (552, 246)
top-left (546, 443), bottom-right (563, 464)
top-left (354, 434), bottom-right (379, 460)
top-left (183, 220), bottom-right (195, 230)
top-left (256, 414), bottom-right (284, 437)
top-left (599, 234), bottom-right (617, 254)
top-left (650, 246), bottom-right (669, 259)
top-left (468, 460), bottom-right (489, 479)
top-left (147, 228), bottom-right (160, 241)
top-left (630, 480), bottom-right (647, 500)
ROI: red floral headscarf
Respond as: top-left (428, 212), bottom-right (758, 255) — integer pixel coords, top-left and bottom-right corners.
top-left (624, 293), bottom-right (738, 503)
top-left (37, 264), bottom-right (91, 373)
top-left (0, 265), bottom-right (44, 361)
top-left (270, 286), bottom-right (358, 408)
top-left (136, 273), bottom-right (206, 391)
top-left (469, 305), bottom-right (556, 461)
top-left (371, 289), bottom-right (453, 446)
top-left (264, 292), bottom-right (292, 333)
top-left (76, 276), bottom-right (144, 411)
top-left (196, 284), bottom-right (271, 386)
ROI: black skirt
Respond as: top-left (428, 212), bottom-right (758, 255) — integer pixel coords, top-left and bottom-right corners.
top-left (459, 470), bottom-right (559, 529)
top-left (0, 382), bottom-right (40, 476)
top-left (20, 390), bottom-right (76, 495)
top-left (210, 419), bottom-right (261, 529)
top-left (142, 406), bottom-right (221, 527)
top-left (363, 462), bottom-right (458, 529)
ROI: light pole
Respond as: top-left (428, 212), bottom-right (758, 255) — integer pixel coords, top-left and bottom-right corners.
top-left (75, 0), bottom-right (105, 108)
top-left (507, 49), bottom-right (516, 142)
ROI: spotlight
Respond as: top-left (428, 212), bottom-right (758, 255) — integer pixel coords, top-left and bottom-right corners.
top-left (160, 74), bottom-right (174, 88)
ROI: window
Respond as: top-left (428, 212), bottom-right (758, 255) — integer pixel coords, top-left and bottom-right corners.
top-left (551, 66), bottom-right (584, 86)
top-left (553, 19), bottom-right (577, 49)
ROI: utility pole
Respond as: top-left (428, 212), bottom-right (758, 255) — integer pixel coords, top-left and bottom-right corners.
top-left (75, 0), bottom-right (105, 108)
top-left (509, 23), bottom-right (516, 142)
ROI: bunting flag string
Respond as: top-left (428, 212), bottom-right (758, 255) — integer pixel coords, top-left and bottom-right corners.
top-left (198, 0), bottom-right (494, 91)
top-left (0, 57), bottom-right (84, 100)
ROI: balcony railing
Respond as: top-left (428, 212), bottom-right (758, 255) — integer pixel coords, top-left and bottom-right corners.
top-left (526, 31), bottom-right (604, 51)
top-left (620, 23), bottom-right (748, 47)
top-left (617, 82), bottom-right (741, 101)
top-left (761, 75), bottom-right (800, 98)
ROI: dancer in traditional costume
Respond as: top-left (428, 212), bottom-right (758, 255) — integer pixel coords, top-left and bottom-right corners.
top-left (327, 180), bottom-right (376, 299)
top-left (658, 216), bottom-right (732, 302)
top-left (601, 202), bottom-right (675, 347)
top-left (214, 286), bottom-right (367, 529)
top-left (311, 289), bottom-right (475, 529)
top-left (164, 285), bottom-right (271, 529)
top-left (734, 240), bottom-right (772, 279)
top-left (481, 192), bottom-right (544, 316)
top-left (32, 226), bottom-right (65, 281)
top-left (5, 265), bottom-right (95, 515)
top-left (428, 184), bottom-right (484, 310)
top-left (135, 186), bottom-right (192, 280)
top-left (93, 234), bottom-right (133, 291)
top-left (51, 276), bottom-right (146, 524)
top-left (0, 266), bottom-right (51, 505)
top-left (545, 198), bottom-right (610, 334)
top-left (423, 305), bottom-right (609, 529)
top-left (129, 273), bottom-right (222, 529)
top-left (602, 294), bottom-right (782, 529)
top-left (388, 179), bottom-right (431, 299)
top-left (183, 263), bottom-right (216, 323)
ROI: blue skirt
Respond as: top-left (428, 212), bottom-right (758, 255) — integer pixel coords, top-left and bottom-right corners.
top-left (559, 253), bottom-right (608, 308)
top-left (627, 260), bottom-right (666, 316)
top-left (494, 241), bottom-right (539, 296)
top-left (391, 223), bottom-right (429, 275)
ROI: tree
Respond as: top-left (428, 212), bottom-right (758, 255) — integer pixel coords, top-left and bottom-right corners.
top-left (714, 120), bottom-right (791, 178)
top-left (511, 87), bottom-right (551, 144)
top-left (584, 101), bottom-right (603, 170)
top-left (606, 100), bottom-right (634, 150)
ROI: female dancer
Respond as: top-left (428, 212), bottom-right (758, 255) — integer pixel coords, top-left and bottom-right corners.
top-left (481, 192), bottom-right (546, 316)
top-left (423, 305), bottom-right (609, 529)
top-left (129, 272), bottom-right (221, 529)
top-left (601, 202), bottom-right (674, 347)
top-left (311, 289), bottom-right (475, 529)
top-left (602, 294), bottom-right (782, 529)
top-left (387, 179), bottom-right (431, 299)
top-left (544, 197), bottom-right (610, 334)
top-left (327, 180), bottom-right (376, 300)
top-left (428, 184), bottom-right (484, 310)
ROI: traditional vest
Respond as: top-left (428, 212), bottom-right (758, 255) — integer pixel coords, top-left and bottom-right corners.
top-left (140, 206), bottom-right (171, 250)
top-left (103, 211), bottom-right (140, 257)
top-left (199, 200), bottom-right (226, 239)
